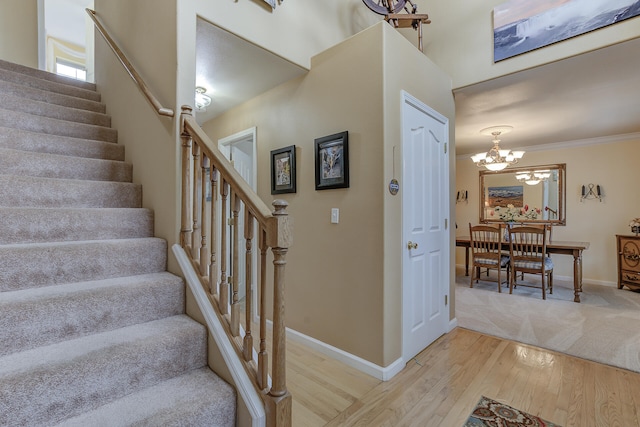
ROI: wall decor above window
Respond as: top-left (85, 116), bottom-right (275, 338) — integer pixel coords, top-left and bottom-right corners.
top-left (493, 0), bottom-right (640, 62)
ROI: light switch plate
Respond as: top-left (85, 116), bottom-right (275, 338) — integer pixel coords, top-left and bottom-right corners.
top-left (331, 208), bottom-right (339, 224)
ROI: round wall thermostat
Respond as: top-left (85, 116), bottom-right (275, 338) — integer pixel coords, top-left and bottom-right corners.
top-left (389, 179), bottom-right (399, 195)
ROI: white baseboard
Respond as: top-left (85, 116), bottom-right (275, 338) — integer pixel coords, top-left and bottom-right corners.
top-left (285, 327), bottom-right (405, 381)
top-left (448, 317), bottom-right (458, 332)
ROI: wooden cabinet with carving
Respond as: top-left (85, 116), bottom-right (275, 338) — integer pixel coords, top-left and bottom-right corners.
top-left (617, 234), bottom-right (640, 291)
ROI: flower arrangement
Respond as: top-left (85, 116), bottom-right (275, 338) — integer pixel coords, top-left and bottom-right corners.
top-left (490, 204), bottom-right (541, 222)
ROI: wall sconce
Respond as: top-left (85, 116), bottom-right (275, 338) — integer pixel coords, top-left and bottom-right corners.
top-left (456, 190), bottom-right (468, 204)
top-left (195, 86), bottom-right (211, 111)
top-left (581, 183), bottom-right (602, 202)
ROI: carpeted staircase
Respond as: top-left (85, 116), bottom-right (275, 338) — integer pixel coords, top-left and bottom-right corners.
top-left (0, 59), bottom-right (236, 426)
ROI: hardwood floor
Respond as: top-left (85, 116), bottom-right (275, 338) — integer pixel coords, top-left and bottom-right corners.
top-left (286, 328), bottom-right (640, 426)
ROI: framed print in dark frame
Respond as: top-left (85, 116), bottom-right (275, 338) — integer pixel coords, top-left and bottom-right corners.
top-left (314, 131), bottom-right (349, 190)
top-left (271, 145), bottom-right (296, 194)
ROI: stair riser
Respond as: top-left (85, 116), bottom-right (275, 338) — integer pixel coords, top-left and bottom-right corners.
top-left (0, 175), bottom-right (141, 209)
top-left (0, 127), bottom-right (124, 161)
top-left (0, 208), bottom-right (153, 244)
top-left (0, 238), bottom-right (167, 292)
top-left (0, 147), bottom-right (132, 182)
top-left (0, 108), bottom-right (116, 142)
top-left (0, 59), bottom-right (97, 92)
top-left (0, 317), bottom-right (206, 427)
top-left (0, 274), bottom-right (185, 356)
top-left (0, 92), bottom-right (110, 127)
top-left (0, 67), bottom-right (100, 102)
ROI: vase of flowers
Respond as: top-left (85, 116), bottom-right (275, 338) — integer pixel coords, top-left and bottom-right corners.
top-left (492, 204), bottom-right (541, 223)
top-left (630, 218), bottom-right (640, 235)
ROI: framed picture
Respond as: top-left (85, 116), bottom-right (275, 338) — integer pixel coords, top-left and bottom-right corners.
top-left (487, 185), bottom-right (523, 208)
top-left (314, 131), bottom-right (349, 191)
top-left (271, 145), bottom-right (296, 194)
top-left (493, 0), bottom-right (640, 62)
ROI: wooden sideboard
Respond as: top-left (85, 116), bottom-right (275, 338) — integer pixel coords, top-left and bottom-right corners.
top-left (616, 234), bottom-right (640, 291)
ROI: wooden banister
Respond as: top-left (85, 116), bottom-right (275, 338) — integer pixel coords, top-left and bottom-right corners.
top-left (85, 9), bottom-right (174, 118)
top-left (180, 106), bottom-right (292, 426)
top-left (182, 116), bottom-right (274, 223)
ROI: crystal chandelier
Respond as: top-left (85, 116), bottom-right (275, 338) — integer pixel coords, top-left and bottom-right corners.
top-left (471, 126), bottom-right (524, 171)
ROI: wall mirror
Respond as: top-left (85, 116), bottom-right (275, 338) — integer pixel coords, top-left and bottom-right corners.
top-left (479, 163), bottom-right (566, 225)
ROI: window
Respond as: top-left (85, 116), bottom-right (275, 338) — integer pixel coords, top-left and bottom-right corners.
top-left (55, 59), bottom-right (86, 81)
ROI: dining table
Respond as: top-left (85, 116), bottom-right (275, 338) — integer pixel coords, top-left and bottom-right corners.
top-left (456, 236), bottom-right (590, 303)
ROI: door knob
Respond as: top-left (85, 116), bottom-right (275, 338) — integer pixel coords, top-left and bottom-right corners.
top-left (407, 241), bottom-right (418, 250)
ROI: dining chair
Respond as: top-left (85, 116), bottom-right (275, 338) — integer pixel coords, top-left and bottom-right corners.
top-left (508, 224), bottom-right (554, 299)
top-left (469, 223), bottom-right (510, 292)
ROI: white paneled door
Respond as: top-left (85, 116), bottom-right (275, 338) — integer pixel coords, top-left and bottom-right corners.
top-left (401, 91), bottom-right (449, 362)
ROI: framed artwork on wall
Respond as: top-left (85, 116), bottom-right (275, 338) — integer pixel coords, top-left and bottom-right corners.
top-left (493, 0), bottom-right (640, 62)
top-left (314, 131), bottom-right (349, 191)
top-left (271, 145), bottom-right (296, 194)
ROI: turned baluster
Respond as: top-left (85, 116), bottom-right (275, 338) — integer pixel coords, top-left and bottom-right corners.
top-left (199, 155), bottom-right (210, 277)
top-left (209, 167), bottom-right (219, 296)
top-left (219, 179), bottom-right (229, 315)
top-left (179, 106), bottom-right (193, 249)
top-left (191, 142), bottom-right (202, 261)
top-left (230, 192), bottom-right (240, 337)
top-left (257, 228), bottom-right (268, 390)
top-left (243, 207), bottom-right (255, 362)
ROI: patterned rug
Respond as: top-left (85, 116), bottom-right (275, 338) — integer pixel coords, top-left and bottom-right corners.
top-left (463, 396), bottom-right (561, 427)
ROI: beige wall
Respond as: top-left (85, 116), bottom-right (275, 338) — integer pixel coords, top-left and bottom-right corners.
top-left (455, 137), bottom-right (640, 285)
top-left (94, 0), bottom-right (180, 272)
top-left (381, 25), bottom-right (455, 363)
top-left (202, 23), bottom-right (386, 365)
top-left (201, 23), bottom-right (455, 368)
top-left (0, 0), bottom-right (38, 67)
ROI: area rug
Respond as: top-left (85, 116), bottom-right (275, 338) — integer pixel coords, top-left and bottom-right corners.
top-left (463, 396), bottom-right (561, 427)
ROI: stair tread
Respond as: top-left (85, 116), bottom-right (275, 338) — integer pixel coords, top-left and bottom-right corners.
top-left (0, 90), bottom-right (109, 126)
top-left (0, 174), bottom-right (142, 208)
top-left (0, 314), bottom-right (203, 376)
top-left (0, 126), bottom-right (124, 161)
top-left (0, 79), bottom-right (105, 113)
top-left (0, 65), bottom-right (99, 101)
top-left (0, 147), bottom-right (132, 182)
top-left (56, 367), bottom-right (235, 427)
top-left (0, 107), bottom-right (116, 142)
top-left (0, 272), bottom-right (184, 355)
top-left (0, 59), bottom-right (97, 91)
top-left (0, 316), bottom-right (207, 426)
top-left (0, 238), bottom-right (167, 292)
top-left (0, 207), bottom-right (153, 244)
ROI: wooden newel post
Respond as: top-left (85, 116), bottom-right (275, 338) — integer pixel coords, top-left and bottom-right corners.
top-left (267, 199), bottom-right (292, 427)
top-left (179, 105), bottom-right (193, 249)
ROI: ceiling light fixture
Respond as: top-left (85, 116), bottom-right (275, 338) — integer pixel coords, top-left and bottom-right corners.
top-left (515, 170), bottom-right (551, 186)
top-left (471, 126), bottom-right (525, 171)
top-left (195, 86), bottom-right (211, 111)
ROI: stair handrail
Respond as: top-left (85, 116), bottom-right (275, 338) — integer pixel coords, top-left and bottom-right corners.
top-left (180, 105), bottom-right (292, 427)
top-left (85, 8), bottom-right (174, 118)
